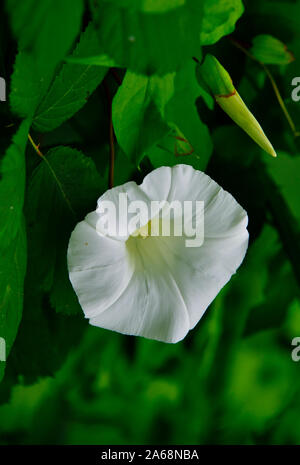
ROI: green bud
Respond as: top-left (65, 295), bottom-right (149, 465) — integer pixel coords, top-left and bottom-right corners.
top-left (196, 54), bottom-right (235, 97)
top-left (196, 54), bottom-right (277, 158)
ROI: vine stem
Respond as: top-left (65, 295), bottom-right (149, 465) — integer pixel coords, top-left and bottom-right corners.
top-left (108, 113), bottom-right (115, 189)
top-left (103, 81), bottom-right (115, 189)
top-left (28, 133), bottom-right (43, 157)
top-left (229, 37), bottom-right (300, 138)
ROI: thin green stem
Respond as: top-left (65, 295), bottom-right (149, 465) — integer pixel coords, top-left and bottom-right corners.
top-left (103, 81), bottom-right (115, 189)
top-left (230, 37), bottom-right (300, 138)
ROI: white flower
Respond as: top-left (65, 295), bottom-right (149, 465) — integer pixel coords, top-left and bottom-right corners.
top-left (67, 164), bottom-right (249, 343)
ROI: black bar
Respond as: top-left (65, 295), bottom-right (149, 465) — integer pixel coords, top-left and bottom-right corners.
top-left (0, 444), bottom-right (298, 463)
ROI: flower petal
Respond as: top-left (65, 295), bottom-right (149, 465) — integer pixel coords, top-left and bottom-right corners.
top-left (89, 235), bottom-right (190, 343)
top-left (68, 212), bottom-right (135, 318)
top-left (96, 181), bottom-right (151, 239)
top-left (157, 231), bottom-right (248, 329)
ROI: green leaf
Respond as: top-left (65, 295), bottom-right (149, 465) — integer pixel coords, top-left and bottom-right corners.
top-left (6, 293), bottom-right (85, 384)
top-left (250, 34), bottom-right (294, 65)
top-left (262, 155), bottom-right (300, 287)
top-left (25, 146), bottom-right (104, 308)
top-left (6, 0), bottom-right (82, 53)
top-left (232, 218), bottom-right (297, 337)
top-left (147, 129), bottom-right (210, 172)
top-left (217, 225), bottom-right (289, 339)
top-left (0, 118), bottom-right (31, 250)
top-left (229, 225), bottom-right (279, 328)
top-left (265, 152), bottom-right (300, 222)
top-left (102, 0), bottom-right (185, 12)
top-left (7, 0), bottom-right (84, 118)
top-left (0, 222), bottom-right (27, 382)
top-left (9, 146), bottom-right (103, 379)
top-left (65, 54), bottom-right (117, 67)
top-left (114, 62), bottom-right (213, 168)
top-left (49, 253), bottom-right (82, 316)
top-left (112, 71), bottom-right (172, 165)
top-left (163, 61), bottom-right (213, 170)
top-left (244, 258), bottom-right (297, 336)
top-left (33, 24), bottom-right (108, 133)
top-left (90, 0), bottom-right (203, 75)
top-left (10, 52), bottom-right (45, 118)
top-left (201, 0), bottom-right (244, 45)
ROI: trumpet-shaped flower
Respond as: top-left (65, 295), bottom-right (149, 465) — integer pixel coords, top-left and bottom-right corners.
top-left (67, 165), bottom-right (249, 343)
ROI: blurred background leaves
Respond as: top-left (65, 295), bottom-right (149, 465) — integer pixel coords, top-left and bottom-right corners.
top-left (0, 0), bottom-right (299, 445)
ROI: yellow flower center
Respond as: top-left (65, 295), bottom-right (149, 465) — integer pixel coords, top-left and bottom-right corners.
top-left (132, 220), bottom-right (152, 239)
top-left (131, 217), bottom-right (164, 239)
